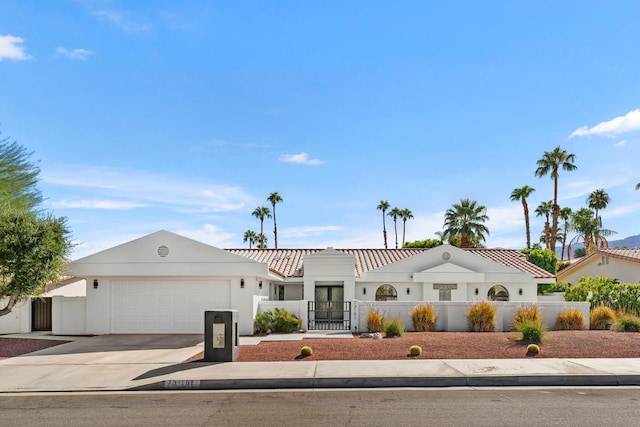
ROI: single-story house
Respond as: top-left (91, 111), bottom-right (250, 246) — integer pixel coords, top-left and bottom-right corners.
top-left (62, 230), bottom-right (557, 336)
top-left (557, 248), bottom-right (640, 285)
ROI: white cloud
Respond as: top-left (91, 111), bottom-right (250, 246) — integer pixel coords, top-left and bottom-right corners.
top-left (279, 152), bottom-right (324, 165)
top-left (569, 109), bottom-right (640, 138)
top-left (614, 139), bottom-right (628, 147)
top-left (51, 199), bottom-right (145, 210)
top-left (176, 224), bottom-right (237, 248)
top-left (55, 47), bottom-right (94, 61)
top-left (280, 225), bottom-right (343, 239)
top-left (0, 34), bottom-right (32, 61)
top-left (92, 9), bottom-right (151, 33)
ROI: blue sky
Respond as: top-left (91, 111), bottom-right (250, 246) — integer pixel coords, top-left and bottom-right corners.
top-left (2, 1), bottom-right (640, 259)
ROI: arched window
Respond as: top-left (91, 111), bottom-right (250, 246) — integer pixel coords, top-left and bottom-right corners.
top-left (375, 284), bottom-right (397, 301)
top-left (488, 285), bottom-right (509, 302)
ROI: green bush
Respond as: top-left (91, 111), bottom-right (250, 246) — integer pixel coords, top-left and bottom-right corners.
top-left (515, 320), bottom-right (545, 343)
top-left (614, 315), bottom-right (640, 332)
top-left (564, 276), bottom-right (640, 316)
top-left (367, 308), bottom-right (384, 333)
top-left (538, 281), bottom-right (568, 295)
top-left (467, 301), bottom-right (496, 332)
top-left (590, 306), bottom-right (617, 330)
top-left (555, 309), bottom-right (585, 330)
top-left (410, 304), bottom-right (437, 332)
top-left (383, 317), bottom-right (404, 337)
top-left (521, 248), bottom-right (558, 274)
top-left (254, 308), bottom-right (302, 333)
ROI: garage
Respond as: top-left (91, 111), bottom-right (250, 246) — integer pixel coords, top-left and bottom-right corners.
top-left (111, 280), bottom-right (231, 333)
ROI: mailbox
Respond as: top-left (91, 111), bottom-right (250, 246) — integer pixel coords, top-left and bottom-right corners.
top-left (204, 310), bottom-right (239, 362)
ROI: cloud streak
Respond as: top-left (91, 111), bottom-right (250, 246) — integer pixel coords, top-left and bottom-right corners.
top-left (279, 152), bottom-right (324, 165)
top-left (569, 109), bottom-right (640, 138)
top-left (56, 47), bottom-right (95, 61)
top-left (92, 9), bottom-right (151, 33)
top-left (0, 34), bottom-right (32, 61)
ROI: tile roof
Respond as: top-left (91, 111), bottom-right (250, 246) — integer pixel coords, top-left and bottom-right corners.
top-left (558, 247), bottom-right (640, 277)
top-left (226, 248), bottom-right (555, 279)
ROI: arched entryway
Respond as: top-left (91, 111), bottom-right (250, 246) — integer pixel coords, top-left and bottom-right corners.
top-left (488, 285), bottom-right (509, 301)
top-left (375, 284), bottom-right (398, 301)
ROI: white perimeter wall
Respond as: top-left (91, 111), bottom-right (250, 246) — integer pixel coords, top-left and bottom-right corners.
top-left (0, 299), bottom-right (31, 334)
top-left (52, 296), bottom-right (86, 335)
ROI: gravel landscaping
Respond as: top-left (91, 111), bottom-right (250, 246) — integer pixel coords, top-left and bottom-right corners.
top-left (0, 338), bottom-right (70, 360)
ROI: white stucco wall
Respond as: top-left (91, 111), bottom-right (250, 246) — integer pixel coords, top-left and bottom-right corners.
top-left (559, 257), bottom-right (640, 285)
top-left (0, 299), bottom-right (31, 334)
top-left (52, 296), bottom-right (86, 335)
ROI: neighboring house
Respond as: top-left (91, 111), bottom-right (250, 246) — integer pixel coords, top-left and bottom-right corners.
top-left (0, 276), bottom-right (86, 334)
top-left (557, 248), bottom-right (640, 285)
top-left (64, 230), bottom-right (555, 336)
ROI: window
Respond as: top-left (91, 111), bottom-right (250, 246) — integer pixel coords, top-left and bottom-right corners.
top-left (433, 284), bottom-right (457, 301)
top-left (375, 284), bottom-right (397, 301)
top-left (488, 285), bottom-right (509, 301)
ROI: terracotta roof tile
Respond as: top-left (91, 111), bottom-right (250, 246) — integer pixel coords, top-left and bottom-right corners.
top-left (558, 247), bottom-right (640, 277)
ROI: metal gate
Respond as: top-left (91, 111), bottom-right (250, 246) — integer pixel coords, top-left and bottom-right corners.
top-left (308, 301), bottom-right (351, 330)
top-left (31, 297), bottom-right (52, 331)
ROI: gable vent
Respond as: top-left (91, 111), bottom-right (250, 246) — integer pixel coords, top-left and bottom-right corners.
top-left (157, 245), bottom-right (170, 257)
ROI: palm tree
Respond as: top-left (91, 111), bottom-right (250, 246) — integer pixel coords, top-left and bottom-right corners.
top-left (400, 208), bottom-right (414, 247)
top-left (442, 198), bottom-right (490, 249)
top-left (510, 186), bottom-right (535, 249)
top-left (559, 207), bottom-right (572, 261)
top-left (587, 189), bottom-right (609, 226)
top-left (568, 207), bottom-right (616, 260)
top-left (377, 200), bottom-right (390, 248)
top-left (388, 207), bottom-right (402, 249)
top-left (534, 200), bottom-right (553, 250)
top-left (535, 146), bottom-right (577, 253)
top-left (243, 230), bottom-right (258, 248)
top-left (257, 233), bottom-right (268, 249)
top-left (251, 206), bottom-right (272, 248)
top-left (267, 192), bottom-right (283, 249)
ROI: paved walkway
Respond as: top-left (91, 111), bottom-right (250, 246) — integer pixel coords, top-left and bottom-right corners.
top-left (1, 333), bottom-right (640, 392)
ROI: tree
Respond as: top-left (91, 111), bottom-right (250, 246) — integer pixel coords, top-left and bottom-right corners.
top-left (636, 183), bottom-right (640, 190)
top-left (559, 207), bottom-right (572, 261)
top-left (251, 206), bottom-right (272, 248)
top-left (534, 146), bottom-right (577, 253)
top-left (567, 207), bottom-right (615, 260)
top-left (510, 186), bottom-right (535, 249)
top-left (0, 134), bottom-right (43, 212)
top-left (403, 238), bottom-right (441, 248)
top-left (442, 198), bottom-right (490, 249)
top-left (257, 234), bottom-right (268, 249)
top-left (267, 192), bottom-right (283, 249)
top-left (388, 207), bottom-right (401, 249)
top-left (400, 208), bottom-right (413, 248)
top-left (587, 188), bottom-right (609, 228)
top-left (534, 200), bottom-right (553, 250)
top-left (0, 211), bottom-right (72, 316)
top-left (243, 230), bottom-right (258, 248)
top-left (377, 200), bottom-right (390, 248)
top-left (521, 247), bottom-right (558, 275)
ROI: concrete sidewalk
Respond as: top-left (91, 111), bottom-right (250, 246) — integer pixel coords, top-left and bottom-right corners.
top-left (1, 334), bottom-right (640, 392)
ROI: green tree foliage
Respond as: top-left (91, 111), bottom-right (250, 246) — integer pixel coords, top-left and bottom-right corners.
top-left (399, 208), bottom-right (413, 247)
top-left (564, 276), bottom-right (640, 316)
top-left (267, 192), bottom-right (283, 249)
top-left (403, 238), bottom-right (441, 248)
top-left (521, 247), bottom-right (558, 274)
top-left (251, 206), bottom-right (272, 248)
top-left (0, 134), bottom-right (43, 212)
top-left (0, 211), bottom-right (72, 315)
top-left (387, 207), bottom-right (402, 249)
top-left (442, 198), bottom-right (489, 248)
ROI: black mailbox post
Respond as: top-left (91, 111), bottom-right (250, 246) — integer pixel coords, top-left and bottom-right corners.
top-left (204, 310), bottom-right (239, 362)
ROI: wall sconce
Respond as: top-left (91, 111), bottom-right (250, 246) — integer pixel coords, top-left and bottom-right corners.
top-left (240, 279), bottom-right (244, 289)
top-left (259, 281), bottom-right (263, 290)
top-left (519, 288), bottom-right (523, 296)
top-left (93, 279), bottom-right (99, 289)
top-left (475, 288), bottom-right (479, 295)
top-left (363, 288), bottom-right (366, 295)
top-left (407, 288), bottom-right (410, 295)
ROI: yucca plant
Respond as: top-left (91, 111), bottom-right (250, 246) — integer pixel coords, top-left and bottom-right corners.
top-left (467, 301), bottom-right (496, 332)
top-left (411, 304), bottom-right (437, 332)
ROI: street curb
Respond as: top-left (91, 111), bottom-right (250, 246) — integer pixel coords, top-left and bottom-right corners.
top-left (131, 374), bottom-right (640, 391)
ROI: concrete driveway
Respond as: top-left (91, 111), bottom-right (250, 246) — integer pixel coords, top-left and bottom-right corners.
top-left (0, 334), bottom-right (205, 392)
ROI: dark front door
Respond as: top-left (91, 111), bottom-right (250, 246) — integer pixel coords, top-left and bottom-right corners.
top-left (314, 286), bottom-right (344, 320)
top-left (31, 297), bottom-right (52, 331)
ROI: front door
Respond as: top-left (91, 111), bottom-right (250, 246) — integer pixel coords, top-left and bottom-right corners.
top-left (314, 286), bottom-right (344, 320)
top-left (31, 298), bottom-right (52, 331)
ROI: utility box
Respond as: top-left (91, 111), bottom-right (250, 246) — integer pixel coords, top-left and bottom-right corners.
top-left (204, 310), bottom-right (239, 362)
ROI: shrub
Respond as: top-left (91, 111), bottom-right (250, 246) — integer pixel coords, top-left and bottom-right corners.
top-left (521, 248), bottom-right (558, 274)
top-left (411, 304), bottom-right (437, 332)
top-left (383, 317), bottom-right (404, 337)
top-left (467, 301), bottom-right (496, 332)
top-left (590, 306), bottom-right (617, 330)
top-left (300, 346), bottom-right (313, 356)
top-left (516, 320), bottom-right (545, 343)
top-left (613, 315), bottom-right (640, 332)
top-left (564, 276), bottom-right (640, 317)
top-left (526, 343), bottom-right (540, 355)
top-left (555, 309), bottom-right (585, 330)
top-left (254, 308), bottom-right (302, 333)
top-left (367, 308), bottom-right (384, 333)
top-left (512, 305), bottom-right (541, 328)
top-left (409, 345), bottom-right (422, 356)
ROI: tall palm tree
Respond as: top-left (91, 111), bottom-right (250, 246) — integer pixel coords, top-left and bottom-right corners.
top-left (377, 200), bottom-right (390, 248)
top-left (388, 207), bottom-right (402, 249)
top-left (257, 233), bottom-right (268, 249)
top-left (534, 146), bottom-right (577, 253)
top-left (400, 208), bottom-right (414, 247)
top-left (442, 198), bottom-right (490, 249)
top-left (243, 230), bottom-right (258, 248)
top-left (251, 206), bottom-right (272, 248)
top-left (534, 200), bottom-right (553, 250)
top-left (510, 185), bottom-right (535, 249)
top-left (587, 189), bottom-right (609, 226)
top-left (568, 207), bottom-right (616, 260)
top-left (267, 192), bottom-right (283, 249)
top-left (559, 207), bottom-right (572, 261)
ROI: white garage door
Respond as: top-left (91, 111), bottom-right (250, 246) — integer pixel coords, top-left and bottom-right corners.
top-left (111, 280), bottom-right (231, 333)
